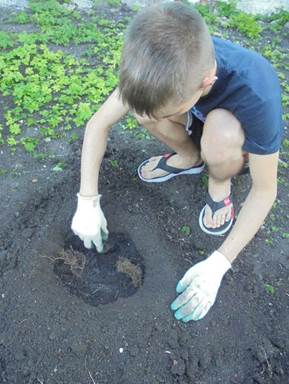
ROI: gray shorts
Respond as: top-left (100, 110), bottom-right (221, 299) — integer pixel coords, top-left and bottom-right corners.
top-left (185, 111), bottom-right (204, 151)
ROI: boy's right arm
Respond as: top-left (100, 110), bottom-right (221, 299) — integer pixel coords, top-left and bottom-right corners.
top-left (71, 87), bottom-right (129, 250)
top-left (80, 87), bottom-right (129, 196)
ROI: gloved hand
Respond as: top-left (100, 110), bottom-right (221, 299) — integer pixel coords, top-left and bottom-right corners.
top-left (71, 193), bottom-right (109, 252)
top-left (170, 250), bottom-right (231, 322)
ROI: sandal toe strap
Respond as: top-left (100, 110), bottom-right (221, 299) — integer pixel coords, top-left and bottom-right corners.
top-left (206, 193), bottom-right (233, 216)
top-left (151, 152), bottom-right (180, 173)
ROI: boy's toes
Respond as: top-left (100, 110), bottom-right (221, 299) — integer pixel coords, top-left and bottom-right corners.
top-left (225, 211), bottom-right (231, 222)
top-left (212, 213), bottom-right (219, 228)
top-left (203, 205), bottom-right (231, 229)
top-left (204, 206), bottom-right (213, 227)
top-left (212, 209), bottom-right (228, 228)
top-left (141, 158), bottom-right (159, 175)
top-left (216, 215), bottom-right (221, 227)
top-left (220, 214), bottom-right (226, 226)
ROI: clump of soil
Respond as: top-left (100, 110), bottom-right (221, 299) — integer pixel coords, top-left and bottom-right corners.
top-left (52, 247), bottom-right (86, 277)
top-left (52, 232), bottom-right (145, 306)
top-left (116, 257), bottom-right (142, 288)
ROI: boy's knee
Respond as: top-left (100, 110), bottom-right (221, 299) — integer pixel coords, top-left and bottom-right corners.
top-left (201, 108), bottom-right (245, 164)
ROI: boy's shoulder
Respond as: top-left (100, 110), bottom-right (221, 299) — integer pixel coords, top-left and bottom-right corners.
top-left (195, 37), bottom-right (283, 155)
top-left (212, 36), bottom-right (278, 95)
top-left (211, 36), bottom-right (280, 103)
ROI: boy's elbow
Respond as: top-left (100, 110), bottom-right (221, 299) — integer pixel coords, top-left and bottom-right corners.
top-left (251, 184), bottom-right (277, 203)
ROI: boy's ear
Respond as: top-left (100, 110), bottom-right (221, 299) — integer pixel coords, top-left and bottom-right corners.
top-left (201, 75), bottom-right (218, 89)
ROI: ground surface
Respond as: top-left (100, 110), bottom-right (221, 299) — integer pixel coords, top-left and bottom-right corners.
top-left (1, 129), bottom-right (289, 384)
top-left (1, 2), bottom-right (289, 384)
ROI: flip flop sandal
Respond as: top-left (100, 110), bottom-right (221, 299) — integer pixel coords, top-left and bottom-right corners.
top-left (138, 152), bottom-right (205, 183)
top-left (199, 193), bottom-right (235, 236)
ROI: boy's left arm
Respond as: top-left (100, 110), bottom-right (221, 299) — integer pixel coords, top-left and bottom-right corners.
top-left (218, 151), bottom-right (279, 262)
top-left (170, 151), bottom-right (279, 322)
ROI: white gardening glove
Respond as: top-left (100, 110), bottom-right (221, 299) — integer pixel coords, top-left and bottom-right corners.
top-left (71, 193), bottom-right (109, 252)
top-left (170, 250), bottom-right (231, 322)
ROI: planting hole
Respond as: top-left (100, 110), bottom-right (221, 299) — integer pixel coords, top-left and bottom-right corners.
top-left (52, 233), bottom-right (145, 306)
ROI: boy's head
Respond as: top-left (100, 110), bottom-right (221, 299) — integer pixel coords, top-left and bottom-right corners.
top-left (119, 2), bottom-right (216, 119)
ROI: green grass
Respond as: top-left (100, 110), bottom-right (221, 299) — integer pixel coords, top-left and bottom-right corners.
top-left (0, 0), bottom-right (288, 157)
top-left (107, 0), bottom-right (122, 7)
top-left (0, 0), bottom-right (126, 154)
top-left (196, 0), bottom-right (262, 39)
top-left (265, 10), bottom-right (289, 32)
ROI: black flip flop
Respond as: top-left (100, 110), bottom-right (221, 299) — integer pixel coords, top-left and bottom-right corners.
top-left (199, 193), bottom-right (235, 236)
top-left (138, 152), bottom-right (205, 183)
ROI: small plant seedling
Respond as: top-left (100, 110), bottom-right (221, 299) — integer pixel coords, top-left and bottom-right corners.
top-left (0, 168), bottom-right (8, 176)
top-left (283, 139), bottom-right (289, 149)
top-left (265, 238), bottom-right (273, 246)
top-left (110, 159), bottom-right (120, 169)
top-left (264, 283), bottom-right (275, 295)
top-left (121, 115), bottom-right (139, 132)
top-left (11, 11), bottom-right (31, 24)
top-left (131, 4), bottom-right (141, 12)
top-left (69, 132), bottom-right (79, 143)
top-left (270, 226), bottom-right (279, 233)
top-left (52, 161), bottom-right (65, 172)
top-left (107, 0), bottom-right (122, 7)
top-left (180, 225), bottom-right (192, 236)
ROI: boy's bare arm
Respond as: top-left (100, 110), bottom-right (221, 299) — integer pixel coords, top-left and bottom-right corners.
top-left (79, 87), bottom-right (129, 196)
top-left (218, 151), bottom-right (279, 262)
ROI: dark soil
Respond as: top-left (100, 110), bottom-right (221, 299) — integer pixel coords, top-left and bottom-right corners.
top-left (1, 4), bottom-right (289, 384)
top-left (53, 232), bottom-right (145, 306)
top-left (0, 127), bottom-right (289, 384)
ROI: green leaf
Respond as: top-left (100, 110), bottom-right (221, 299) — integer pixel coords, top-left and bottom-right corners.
top-left (12, 11), bottom-right (31, 24)
top-left (110, 159), bottom-right (119, 169)
top-left (264, 284), bottom-right (275, 295)
top-left (0, 32), bottom-right (14, 49)
top-left (21, 137), bottom-right (39, 153)
top-left (180, 225), bottom-right (192, 236)
top-left (0, 168), bottom-right (8, 176)
top-left (52, 162), bottom-right (65, 172)
top-left (283, 139), bottom-right (289, 149)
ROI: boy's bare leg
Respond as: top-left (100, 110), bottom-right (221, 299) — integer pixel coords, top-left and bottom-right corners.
top-left (201, 109), bottom-right (245, 229)
top-left (135, 109), bottom-right (245, 231)
top-left (135, 113), bottom-right (202, 180)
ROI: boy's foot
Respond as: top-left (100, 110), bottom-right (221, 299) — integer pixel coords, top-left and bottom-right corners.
top-left (200, 175), bottom-right (234, 235)
top-left (138, 153), bottom-right (205, 183)
top-left (199, 192), bottom-right (235, 236)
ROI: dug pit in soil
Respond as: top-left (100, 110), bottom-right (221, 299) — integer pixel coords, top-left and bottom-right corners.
top-left (52, 233), bottom-right (145, 306)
